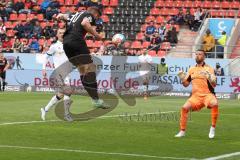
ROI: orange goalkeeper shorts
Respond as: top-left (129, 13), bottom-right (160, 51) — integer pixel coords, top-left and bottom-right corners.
top-left (187, 93), bottom-right (218, 111)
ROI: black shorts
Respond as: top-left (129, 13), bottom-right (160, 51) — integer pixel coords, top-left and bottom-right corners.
top-left (63, 40), bottom-right (93, 66)
top-left (0, 72), bottom-right (6, 79)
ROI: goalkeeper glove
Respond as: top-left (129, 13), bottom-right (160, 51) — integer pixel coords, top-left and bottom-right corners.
top-left (178, 71), bottom-right (187, 81)
top-left (204, 71), bottom-right (216, 83)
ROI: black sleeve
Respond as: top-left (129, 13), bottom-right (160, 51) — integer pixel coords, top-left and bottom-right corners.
top-left (186, 75), bottom-right (191, 82)
top-left (4, 58), bottom-right (8, 65)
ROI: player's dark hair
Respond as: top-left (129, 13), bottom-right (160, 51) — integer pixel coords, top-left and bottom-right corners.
top-left (88, 7), bottom-right (102, 16)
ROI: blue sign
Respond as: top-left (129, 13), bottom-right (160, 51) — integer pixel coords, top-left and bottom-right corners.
top-left (209, 18), bottom-right (235, 39)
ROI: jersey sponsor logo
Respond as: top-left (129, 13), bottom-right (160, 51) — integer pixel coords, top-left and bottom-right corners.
top-left (69, 11), bottom-right (84, 24)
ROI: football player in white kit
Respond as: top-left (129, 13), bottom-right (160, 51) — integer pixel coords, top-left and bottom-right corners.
top-left (41, 28), bottom-right (73, 121)
top-left (138, 49), bottom-right (152, 100)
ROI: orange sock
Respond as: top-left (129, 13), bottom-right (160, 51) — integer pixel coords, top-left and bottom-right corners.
top-left (180, 108), bottom-right (189, 131)
top-left (211, 106), bottom-right (219, 128)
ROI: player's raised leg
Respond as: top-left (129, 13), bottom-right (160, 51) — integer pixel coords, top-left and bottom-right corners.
top-left (78, 63), bottom-right (109, 108)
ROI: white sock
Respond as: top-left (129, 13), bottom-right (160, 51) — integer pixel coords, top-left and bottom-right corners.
top-left (44, 95), bottom-right (61, 112)
top-left (64, 95), bottom-right (71, 115)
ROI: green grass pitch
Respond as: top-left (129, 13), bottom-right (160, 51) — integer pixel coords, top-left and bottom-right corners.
top-left (0, 92), bottom-right (239, 160)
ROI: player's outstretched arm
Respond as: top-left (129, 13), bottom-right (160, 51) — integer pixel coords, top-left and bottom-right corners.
top-left (56, 13), bottom-right (69, 21)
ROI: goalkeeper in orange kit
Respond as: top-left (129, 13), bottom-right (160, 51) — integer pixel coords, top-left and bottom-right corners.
top-left (175, 49), bottom-right (219, 139)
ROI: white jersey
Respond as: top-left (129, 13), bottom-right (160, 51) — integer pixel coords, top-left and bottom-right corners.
top-left (138, 54), bottom-right (152, 76)
top-left (43, 41), bottom-right (68, 69)
top-left (43, 40), bottom-right (71, 85)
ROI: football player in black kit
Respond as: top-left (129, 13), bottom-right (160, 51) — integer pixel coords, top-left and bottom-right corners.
top-left (0, 53), bottom-right (10, 92)
top-left (57, 7), bottom-right (109, 108)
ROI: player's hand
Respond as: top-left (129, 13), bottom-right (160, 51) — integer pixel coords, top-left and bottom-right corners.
top-left (177, 70), bottom-right (186, 81)
top-left (202, 71), bottom-right (216, 83)
top-left (56, 13), bottom-right (67, 21)
top-left (42, 69), bottom-right (47, 78)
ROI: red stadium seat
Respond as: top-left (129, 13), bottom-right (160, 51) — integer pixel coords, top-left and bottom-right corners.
top-left (231, 1), bottom-right (240, 9)
top-left (165, 16), bottom-right (172, 22)
top-left (124, 41), bottom-right (131, 48)
top-left (37, 14), bottom-right (44, 21)
top-left (148, 50), bottom-right (157, 56)
top-left (65, 0), bottom-right (73, 5)
top-left (60, 7), bottom-right (67, 13)
top-left (9, 14), bottom-right (18, 21)
top-left (174, 0), bottom-right (183, 8)
top-left (227, 10), bottom-right (235, 17)
top-left (140, 24), bottom-right (148, 32)
top-left (145, 16), bottom-right (155, 23)
top-left (101, 15), bottom-right (109, 23)
top-left (28, 14), bottom-right (36, 20)
top-left (58, 0), bottom-right (64, 5)
top-left (136, 33), bottom-right (144, 40)
top-left (18, 14), bottom-right (27, 21)
top-left (159, 8), bottom-right (168, 16)
top-left (157, 50), bottom-right (166, 57)
top-left (86, 40), bottom-right (93, 48)
top-left (212, 1), bottom-right (221, 9)
top-left (169, 8), bottom-right (179, 16)
top-left (6, 30), bottom-right (15, 37)
top-left (102, 0), bottom-right (109, 6)
top-left (156, 16), bottom-right (164, 24)
top-left (221, 1), bottom-right (230, 9)
top-left (193, 0), bottom-right (201, 8)
top-left (109, 0), bottom-right (118, 7)
top-left (161, 42), bottom-right (171, 51)
top-left (12, 22), bottom-right (18, 28)
top-left (131, 41), bottom-right (142, 49)
top-left (165, 0), bottom-right (173, 8)
top-left (142, 41), bottom-right (150, 49)
top-left (104, 40), bottom-right (111, 45)
top-left (184, 0), bottom-right (193, 8)
top-left (150, 8), bottom-right (160, 16)
top-left (103, 7), bottom-right (114, 15)
top-left (4, 22), bottom-right (12, 29)
top-left (155, 0), bottom-right (164, 7)
top-left (202, 1), bottom-right (212, 9)
top-left (73, 0), bottom-right (79, 5)
top-left (94, 41), bottom-right (103, 48)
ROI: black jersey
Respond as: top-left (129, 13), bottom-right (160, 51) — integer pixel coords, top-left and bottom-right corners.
top-left (64, 11), bottom-right (96, 42)
top-left (0, 58), bottom-right (7, 73)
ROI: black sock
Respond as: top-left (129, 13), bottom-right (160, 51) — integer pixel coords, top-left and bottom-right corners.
top-left (80, 72), bottom-right (99, 100)
top-left (2, 82), bottom-right (6, 91)
top-left (0, 82), bottom-right (1, 91)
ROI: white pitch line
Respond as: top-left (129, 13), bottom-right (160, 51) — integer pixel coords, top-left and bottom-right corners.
top-left (204, 152), bottom-right (240, 160)
top-left (0, 111), bottom-right (178, 126)
top-left (0, 145), bottom-right (195, 160)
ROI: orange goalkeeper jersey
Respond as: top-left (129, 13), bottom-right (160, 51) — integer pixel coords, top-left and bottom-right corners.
top-left (184, 63), bottom-right (216, 95)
